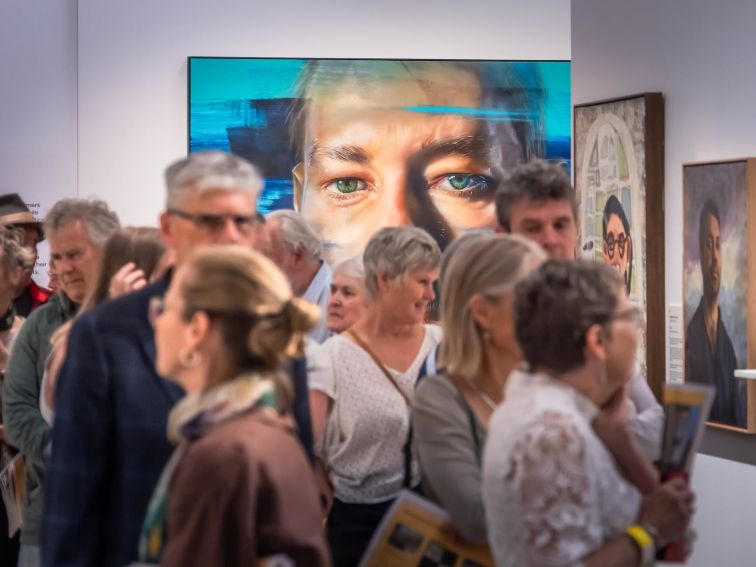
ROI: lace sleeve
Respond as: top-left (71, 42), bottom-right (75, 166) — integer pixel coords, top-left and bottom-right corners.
top-left (505, 410), bottom-right (602, 567)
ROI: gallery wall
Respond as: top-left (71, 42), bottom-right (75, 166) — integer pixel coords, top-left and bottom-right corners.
top-left (0, 0), bottom-right (79, 284)
top-left (76, 0), bottom-right (570, 226)
top-left (573, 1), bottom-right (756, 565)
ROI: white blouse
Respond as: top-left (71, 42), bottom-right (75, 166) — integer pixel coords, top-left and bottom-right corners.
top-left (308, 325), bottom-right (442, 504)
top-left (483, 370), bottom-right (641, 567)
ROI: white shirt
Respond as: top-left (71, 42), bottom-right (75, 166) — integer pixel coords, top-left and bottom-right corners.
top-left (303, 261), bottom-right (332, 344)
top-left (308, 325), bottom-right (443, 503)
top-left (483, 370), bottom-right (641, 567)
top-left (628, 362), bottom-right (664, 461)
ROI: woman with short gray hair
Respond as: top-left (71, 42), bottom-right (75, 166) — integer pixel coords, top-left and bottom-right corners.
top-left (308, 226), bottom-right (442, 567)
top-left (326, 255), bottom-right (366, 335)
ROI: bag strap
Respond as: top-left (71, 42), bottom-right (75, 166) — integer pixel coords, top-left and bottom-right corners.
top-left (347, 330), bottom-right (411, 407)
top-left (347, 329), bottom-right (415, 488)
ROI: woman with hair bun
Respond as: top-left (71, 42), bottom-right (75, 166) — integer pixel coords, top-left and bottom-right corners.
top-left (140, 245), bottom-right (330, 567)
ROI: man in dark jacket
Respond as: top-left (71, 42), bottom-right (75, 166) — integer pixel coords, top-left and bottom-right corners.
top-left (3, 198), bottom-right (120, 566)
top-left (42, 151), bottom-right (314, 567)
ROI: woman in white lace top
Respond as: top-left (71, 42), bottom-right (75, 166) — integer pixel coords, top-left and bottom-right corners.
top-left (483, 261), bottom-right (694, 567)
top-left (309, 226), bottom-right (442, 567)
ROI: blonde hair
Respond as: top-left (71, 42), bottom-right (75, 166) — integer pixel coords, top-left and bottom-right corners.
top-left (439, 234), bottom-right (546, 379)
top-left (0, 226), bottom-right (35, 278)
top-left (179, 246), bottom-right (320, 404)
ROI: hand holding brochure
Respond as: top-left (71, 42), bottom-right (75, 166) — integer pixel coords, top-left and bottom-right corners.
top-left (359, 490), bottom-right (494, 567)
top-left (657, 383), bottom-right (714, 563)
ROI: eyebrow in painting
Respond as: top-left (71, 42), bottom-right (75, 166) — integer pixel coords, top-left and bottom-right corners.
top-left (308, 144), bottom-right (371, 165)
top-left (419, 135), bottom-right (489, 162)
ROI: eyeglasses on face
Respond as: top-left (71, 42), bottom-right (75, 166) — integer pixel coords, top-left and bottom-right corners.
top-left (167, 208), bottom-right (264, 235)
top-left (604, 232), bottom-right (628, 259)
top-left (148, 296), bottom-right (166, 326)
top-left (610, 306), bottom-right (641, 327)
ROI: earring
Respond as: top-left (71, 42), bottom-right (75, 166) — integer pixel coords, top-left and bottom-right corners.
top-left (179, 348), bottom-right (201, 368)
top-left (482, 329), bottom-right (492, 344)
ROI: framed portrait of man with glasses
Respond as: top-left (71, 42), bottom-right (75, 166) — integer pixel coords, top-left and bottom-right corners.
top-left (574, 92), bottom-right (665, 400)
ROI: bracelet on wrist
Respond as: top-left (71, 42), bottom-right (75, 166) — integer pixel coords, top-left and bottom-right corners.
top-left (625, 523), bottom-right (656, 566)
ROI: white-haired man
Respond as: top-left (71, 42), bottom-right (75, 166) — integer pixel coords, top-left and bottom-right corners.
top-left (4, 198), bottom-right (120, 567)
top-left (265, 209), bottom-right (332, 342)
top-left (42, 152), bottom-right (314, 567)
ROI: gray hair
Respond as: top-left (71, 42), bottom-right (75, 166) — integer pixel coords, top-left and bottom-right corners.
top-left (164, 151), bottom-right (263, 209)
top-left (44, 198), bottom-right (121, 248)
top-left (363, 226), bottom-right (441, 300)
top-left (266, 209), bottom-right (322, 261)
top-left (333, 254), bottom-right (365, 282)
top-left (515, 260), bottom-right (624, 373)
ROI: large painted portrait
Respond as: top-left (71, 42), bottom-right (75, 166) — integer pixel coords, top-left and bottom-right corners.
top-left (574, 93), bottom-right (664, 399)
top-left (683, 159), bottom-right (756, 432)
top-left (188, 57), bottom-right (571, 263)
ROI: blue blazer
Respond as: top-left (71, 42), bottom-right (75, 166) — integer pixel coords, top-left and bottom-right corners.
top-left (41, 274), bottom-right (313, 567)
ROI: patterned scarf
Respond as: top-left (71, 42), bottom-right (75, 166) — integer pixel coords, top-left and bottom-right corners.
top-left (138, 373), bottom-right (278, 563)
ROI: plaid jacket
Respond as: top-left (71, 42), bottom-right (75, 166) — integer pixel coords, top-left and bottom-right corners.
top-left (41, 274), bottom-right (314, 567)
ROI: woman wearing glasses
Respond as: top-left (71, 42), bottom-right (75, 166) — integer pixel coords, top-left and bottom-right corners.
top-left (140, 246), bottom-right (329, 566)
top-left (483, 261), bottom-right (694, 566)
top-left (602, 195), bottom-right (633, 294)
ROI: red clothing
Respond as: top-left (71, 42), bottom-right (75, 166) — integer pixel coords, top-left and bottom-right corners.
top-left (29, 281), bottom-right (52, 311)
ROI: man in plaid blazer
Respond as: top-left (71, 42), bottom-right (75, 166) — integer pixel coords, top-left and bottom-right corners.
top-left (41, 152), bottom-right (314, 567)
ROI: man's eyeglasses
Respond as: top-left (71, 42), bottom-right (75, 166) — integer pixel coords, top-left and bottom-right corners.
top-left (148, 296), bottom-right (166, 326)
top-left (605, 232), bottom-right (627, 259)
top-left (610, 306), bottom-right (641, 328)
top-left (167, 208), bottom-right (264, 235)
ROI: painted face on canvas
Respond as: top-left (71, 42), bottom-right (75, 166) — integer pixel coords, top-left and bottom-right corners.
top-left (603, 213), bottom-right (631, 282)
top-left (700, 211), bottom-right (721, 300)
top-left (293, 62), bottom-right (522, 263)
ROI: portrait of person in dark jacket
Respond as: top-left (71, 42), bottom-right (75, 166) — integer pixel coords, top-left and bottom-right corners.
top-left (685, 198), bottom-right (746, 427)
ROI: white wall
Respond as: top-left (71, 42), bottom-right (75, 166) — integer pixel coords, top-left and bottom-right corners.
top-left (573, 1), bottom-right (756, 565)
top-left (0, 0), bottom-right (79, 283)
top-left (76, 0), bottom-right (571, 225)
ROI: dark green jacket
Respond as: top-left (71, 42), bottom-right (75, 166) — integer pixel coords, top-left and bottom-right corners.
top-left (3, 292), bottom-right (77, 545)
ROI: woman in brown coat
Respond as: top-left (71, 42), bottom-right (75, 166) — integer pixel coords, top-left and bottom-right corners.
top-left (140, 245), bottom-right (330, 566)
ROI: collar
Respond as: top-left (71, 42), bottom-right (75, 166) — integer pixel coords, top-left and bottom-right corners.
top-left (53, 291), bottom-right (80, 319)
top-left (506, 368), bottom-right (600, 422)
top-left (303, 261), bottom-right (332, 304)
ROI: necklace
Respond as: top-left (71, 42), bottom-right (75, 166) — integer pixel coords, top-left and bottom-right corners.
top-left (464, 377), bottom-right (498, 411)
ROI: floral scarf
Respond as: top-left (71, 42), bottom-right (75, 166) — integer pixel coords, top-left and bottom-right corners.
top-left (138, 373), bottom-right (278, 563)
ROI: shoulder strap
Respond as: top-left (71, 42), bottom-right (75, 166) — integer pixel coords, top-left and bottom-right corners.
top-left (347, 330), bottom-right (411, 407)
top-left (347, 329), bottom-right (416, 489)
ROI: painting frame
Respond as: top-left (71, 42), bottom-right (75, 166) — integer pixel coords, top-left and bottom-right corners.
top-left (682, 157), bottom-right (756, 433)
top-left (574, 92), bottom-right (665, 401)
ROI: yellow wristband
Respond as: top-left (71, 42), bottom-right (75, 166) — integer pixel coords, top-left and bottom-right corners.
top-left (625, 524), bottom-right (654, 566)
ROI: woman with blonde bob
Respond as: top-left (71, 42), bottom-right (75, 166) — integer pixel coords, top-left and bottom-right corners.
top-left (140, 246), bottom-right (330, 566)
top-left (413, 234), bottom-right (546, 544)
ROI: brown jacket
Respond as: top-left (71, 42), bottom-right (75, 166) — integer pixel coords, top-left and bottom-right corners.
top-left (162, 410), bottom-right (331, 567)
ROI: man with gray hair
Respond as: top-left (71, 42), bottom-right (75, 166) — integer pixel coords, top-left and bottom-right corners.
top-left (3, 198), bottom-right (120, 566)
top-left (265, 209), bottom-right (332, 342)
top-left (41, 151), bottom-right (316, 567)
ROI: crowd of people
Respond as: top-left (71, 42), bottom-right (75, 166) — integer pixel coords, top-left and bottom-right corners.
top-left (0, 151), bottom-right (695, 567)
